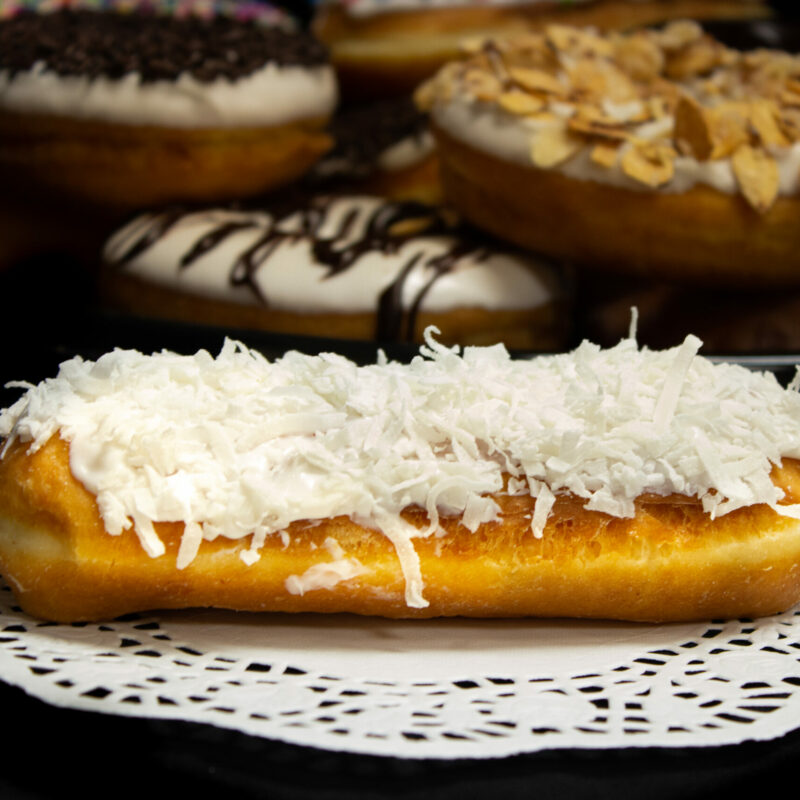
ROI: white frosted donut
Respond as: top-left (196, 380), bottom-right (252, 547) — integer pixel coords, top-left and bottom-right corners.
top-left (100, 194), bottom-right (566, 349)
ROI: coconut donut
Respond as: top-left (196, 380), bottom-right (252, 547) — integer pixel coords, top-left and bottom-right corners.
top-left (312, 0), bottom-right (769, 99)
top-left (0, 7), bottom-right (337, 210)
top-left (3, 333), bottom-right (800, 623)
top-left (100, 194), bottom-right (566, 349)
top-left (418, 21), bottom-right (800, 286)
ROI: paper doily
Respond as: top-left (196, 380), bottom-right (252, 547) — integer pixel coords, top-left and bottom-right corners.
top-left (3, 581), bottom-right (800, 759)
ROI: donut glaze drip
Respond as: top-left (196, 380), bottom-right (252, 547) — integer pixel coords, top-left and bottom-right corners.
top-left (104, 195), bottom-right (556, 337)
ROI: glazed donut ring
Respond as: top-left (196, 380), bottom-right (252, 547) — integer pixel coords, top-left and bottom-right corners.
top-left (0, 9), bottom-right (337, 209)
top-left (419, 21), bottom-right (800, 285)
top-left (3, 334), bottom-right (800, 623)
top-left (313, 0), bottom-right (769, 99)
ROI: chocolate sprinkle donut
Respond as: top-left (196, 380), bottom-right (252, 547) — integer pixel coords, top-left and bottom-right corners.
top-left (311, 98), bottom-right (430, 181)
top-left (0, 9), bottom-right (330, 83)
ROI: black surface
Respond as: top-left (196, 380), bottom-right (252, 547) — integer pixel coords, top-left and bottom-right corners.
top-left (0, 677), bottom-right (799, 799)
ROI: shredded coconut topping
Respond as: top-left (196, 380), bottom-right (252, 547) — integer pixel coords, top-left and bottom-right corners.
top-left (3, 331), bottom-right (800, 608)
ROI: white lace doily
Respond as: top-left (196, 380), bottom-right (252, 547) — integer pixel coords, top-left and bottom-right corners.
top-left (2, 580), bottom-right (800, 759)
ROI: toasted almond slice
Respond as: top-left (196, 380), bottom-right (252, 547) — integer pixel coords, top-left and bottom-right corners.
top-left (731, 144), bottom-right (780, 213)
top-left (648, 96), bottom-right (671, 120)
top-left (590, 142), bottom-right (620, 168)
top-left (509, 66), bottom-right (564, 96)
top-left (530, 127), bottom-right (581, 168)
top-left (665, 39), bottom-right (723, 80)
top-left (497, 90), bottom-right (545, 115)
top-left (568, 113), bottom-right (631, 141)
top-left (621, 142), bottom-right (675, 187)
top-left (545, 24), bottom-right (614, 57)
top-left (658, 20), bottom-right (704, 51)
top-left (464, 69), bottom-right (503, 101)
top-left (500, 34), bottom-right (559, 72)
top-left (749, 100), bottom-right (790, 148)
top-left (674, 95), bottom-right (714, 160)
top-left (614, 33), bottom-right (665, 82)
top-left (460, 36), bottom-right (488, 55)
top-left (778, 108), bottom-right (800, 142)
top-left (483, 41), bottom-right (511, 83)
top-left (527, 110), bottom-right (561, 124)
top-left (568, 60), bottom-right (638, 104)
top-left (708, 106), bottom-right (750, 159)
top-left (781, 90), bottom-right (800, 108)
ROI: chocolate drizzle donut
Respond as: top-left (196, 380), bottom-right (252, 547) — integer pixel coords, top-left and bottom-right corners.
top-left (102, 195), bottom-right (565, 348)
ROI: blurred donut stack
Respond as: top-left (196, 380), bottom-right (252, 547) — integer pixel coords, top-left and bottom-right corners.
top-left (2, 0), bottom-right (797, 353)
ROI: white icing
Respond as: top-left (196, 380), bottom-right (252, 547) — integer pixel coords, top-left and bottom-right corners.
top-left (432, 98), bottom-right (800, 196)
top-left (285, 537), bottom-right (368, 595)
top-left (377, 130), bottom-right (436, 172)
top-left (102, 198), bottom-right (556, 313)
top-left (0, 60), bottom-right (338, 128)
top-left (3, 332), bottom-right (800, 608)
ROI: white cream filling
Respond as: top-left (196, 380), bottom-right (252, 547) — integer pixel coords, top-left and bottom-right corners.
top-left (0, 60), bottom-right (338, 128)
top-left (432, 98), bottom-right (800, 196)
top-left (103, 199), bottom-right (556, 313)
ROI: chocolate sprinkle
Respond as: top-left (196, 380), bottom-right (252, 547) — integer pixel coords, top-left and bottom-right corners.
top-left (0, 10), bottom-right (329, 82)
top-left (310, 98), bottom-right (430, 181)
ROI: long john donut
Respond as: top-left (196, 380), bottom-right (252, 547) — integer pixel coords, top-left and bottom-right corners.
top-left (3, 333), bottom-right (800, 623)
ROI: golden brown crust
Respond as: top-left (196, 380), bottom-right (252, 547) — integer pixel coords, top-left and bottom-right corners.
top-left (98, 267), bottom-right (566, 350)
top-left (3, 435), bottom-right (800, 623)
top-left (433, 125), bottom-right (800, 286)
top-left (0, 112), bottom-right (333, 209)
top-left (314, 1), bottom-right (769, 98)
top-left (354, 150), bottom-right (443, 205)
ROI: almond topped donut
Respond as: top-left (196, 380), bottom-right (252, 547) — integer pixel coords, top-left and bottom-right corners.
top-left (100, 194), bottom-right (566, 349)
top-left (0, 6), bottom-right (337, 209)
top-left (418, 21), bottom-right (800, 285)
top-left (312, 0), bottom-right (769, 99)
